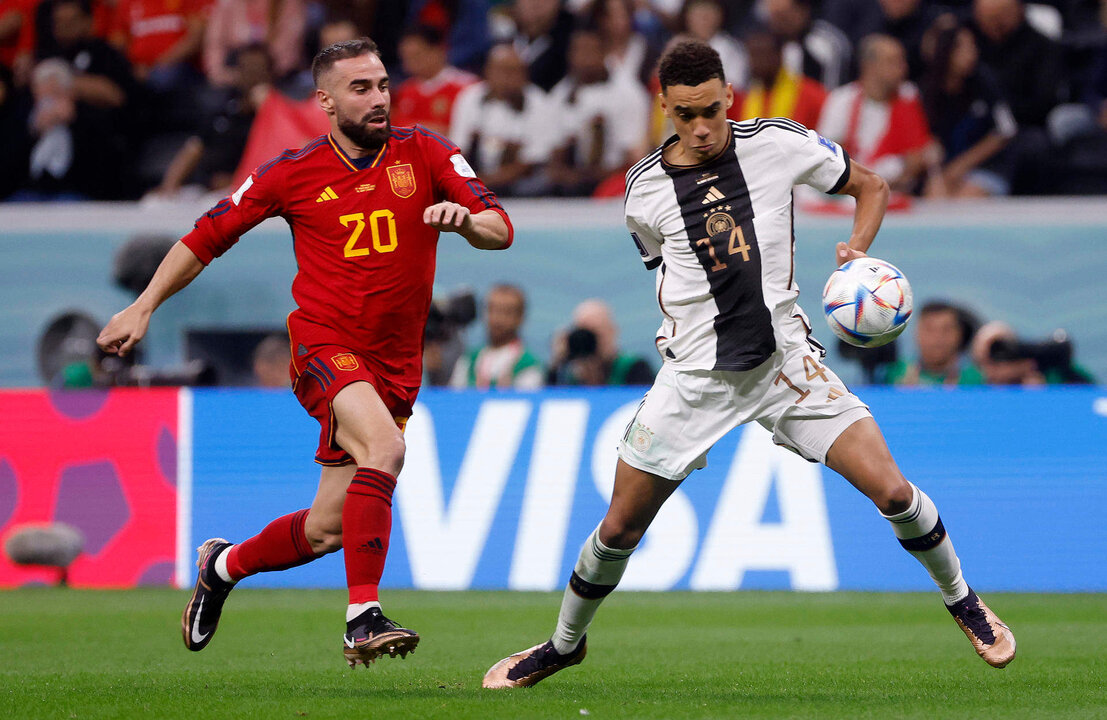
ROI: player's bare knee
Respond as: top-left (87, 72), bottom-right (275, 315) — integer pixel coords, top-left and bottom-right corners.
top-left (370, 432), bottom-right (405, 476)
top-left (345, 431), bottom-right (405, 476)
top-left (875, 479), bottom-right (914, 516)
top-left (598, 518), bottom-right (643, 550)
top-left (304, 520), bottom-right (343, 554)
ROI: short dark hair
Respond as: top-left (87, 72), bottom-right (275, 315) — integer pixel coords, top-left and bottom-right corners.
top-left (920, 300), bottom-right (979, 352)
top-left (658, 40), bottom-right (725, 90)
top-left (312, 37), bottom-right (379, 87)
top-left (401, 24), bottom-right (446, 47)
top-left (488, 283), bottom-right (527, 314)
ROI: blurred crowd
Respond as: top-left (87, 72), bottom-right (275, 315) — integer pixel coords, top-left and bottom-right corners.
top-left (847, 299), bottom-right (1095, 386)
top-left (41, 253), bottom-right (1095, 388)
top-left (2, 0), bottom-right (1107, 202)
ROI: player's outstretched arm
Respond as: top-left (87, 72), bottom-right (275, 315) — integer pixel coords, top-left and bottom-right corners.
top-left (97, 241), bottom-right (206, 357)
top-left (834, 160), bottom-right (890, 267)
top-left (423, 202), bottom-right (511, 250)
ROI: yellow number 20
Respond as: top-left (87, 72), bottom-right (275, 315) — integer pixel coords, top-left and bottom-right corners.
top-left (341, 210), bottom-right (398, 258)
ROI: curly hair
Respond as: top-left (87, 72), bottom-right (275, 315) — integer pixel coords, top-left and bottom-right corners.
top-left (312, 37), bottom-right (380, 87)
top-left (658, 39), bottom-right (725, 90)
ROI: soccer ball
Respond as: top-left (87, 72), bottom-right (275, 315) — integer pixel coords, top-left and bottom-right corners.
top-left (822, 257), bottom-right (913, 348)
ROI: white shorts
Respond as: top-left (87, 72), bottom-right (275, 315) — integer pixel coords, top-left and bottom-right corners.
top-left (618, 345), bottom-right (871, 481)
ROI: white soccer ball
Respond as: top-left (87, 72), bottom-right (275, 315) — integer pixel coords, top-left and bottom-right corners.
top-left (822, 257), bottom-right (913, 348)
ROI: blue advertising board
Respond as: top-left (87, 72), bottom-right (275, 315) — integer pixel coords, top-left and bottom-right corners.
top-left (190, 387), bottom-right (1107, 593)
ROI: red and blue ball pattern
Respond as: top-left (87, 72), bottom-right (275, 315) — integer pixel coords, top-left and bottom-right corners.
top-left (822, 258), bottom-right (913, 348)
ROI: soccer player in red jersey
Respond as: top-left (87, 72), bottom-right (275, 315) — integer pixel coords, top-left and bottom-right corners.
top-left (96, 37), bottom-right (513, 667)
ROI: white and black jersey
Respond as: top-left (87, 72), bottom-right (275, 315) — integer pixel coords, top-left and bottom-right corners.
top-left (624, 118), bottom-right (850, 373)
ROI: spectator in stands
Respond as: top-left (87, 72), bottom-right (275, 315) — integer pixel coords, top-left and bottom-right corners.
top-left (822, 0), bottom-right (939, 82)
top-left (548, 299), bottom-right (655, 386)
top-left (920, 18), bottom-right (1017, 198)
top-left (971, 0), bottom-right (1063, 130)
top-left (679, 0), bottom-right (748, 90)
top-left (109, 0), bottom-right (206, 94)
top-left (252, 332), bottom-right (291, 388)
top-left (734, 27), bottom-right (825, 129)
top-left (449, 42), bottom-right (553, 195)
top-left (971, 321), bottom-right (1095, 385)
top-left (818, 34), bottom-right (933, 193)
top-left (44, 0), bottom-right (135, 113)
top-left (0, 63), bottom-right (31, 199)
top-left (883, 301), bottom-right (983, 386)
top-left (203, 0), bottom-right (307, 87)
top-left (763, 0), bottom-right (852, 90)
top-left (26, 0), bottom-right (135, 199)
top-left (0, 0), bottom-right (36, 85)
top-left (509, 0), bottom-right (575, 91)
top-left (588, 0), bottom-right (658, 88)
top-left (450, 284), bottom-right (544, 389)
top-left (392, 24), bottom-right (478, 136)
top-left (25, 59), bottom-right (81, 198)
top-left (148, 44), bottom-right (272, 199)
top-left (34, 0), bottom-right (116, 61)
top-left (546, 27), bottom-right (649, 196)
top-left (406, 0), bottom-right (493, 74)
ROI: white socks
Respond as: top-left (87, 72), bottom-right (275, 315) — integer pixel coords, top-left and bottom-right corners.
top-left (551, 527), bottom-right (635, 655)
top-left (884, 483), bottom-right (969, 605)
top-left (214, 545), bottom-right (235, 584)
top-left (346, 601), bottom-right (381, 622)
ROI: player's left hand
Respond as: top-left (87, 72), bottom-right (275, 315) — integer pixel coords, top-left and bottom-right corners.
top-left (836, 242), bottom-right (867, 267)
top-left (424, 202), bottom-right (471, 233)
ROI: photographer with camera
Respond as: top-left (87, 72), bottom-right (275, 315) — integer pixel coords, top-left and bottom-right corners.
top-left (547, 299), bottom-right (654, 386)
top-left (423, 288), bottom-right (478, 387)
top-left (449, 284), bottom-right (544, 390)
top-left (971, 321), bottom-right (1095, 385)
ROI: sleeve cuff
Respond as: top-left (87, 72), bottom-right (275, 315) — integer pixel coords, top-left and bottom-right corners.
top-left (827, 148), bottom-right (852, 195)
top-left (180, 228), bottom-right (215, 266)
top-left (487, 206), bottom-right (514, 249)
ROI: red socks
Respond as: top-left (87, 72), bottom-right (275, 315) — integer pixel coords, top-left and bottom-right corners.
top-left (225, 508), bottom-right (316, 581)
top-left (343, 467), bottom-right (397, 603)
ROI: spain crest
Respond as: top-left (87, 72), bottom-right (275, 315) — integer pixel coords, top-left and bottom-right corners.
top-left (331, 353), bottom-right (359, 371)
top-left (386, 163), bottom-right (417, 198)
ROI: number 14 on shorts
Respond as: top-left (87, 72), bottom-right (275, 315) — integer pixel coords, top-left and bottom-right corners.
top-left (774, 355), bottom-right (847, 405)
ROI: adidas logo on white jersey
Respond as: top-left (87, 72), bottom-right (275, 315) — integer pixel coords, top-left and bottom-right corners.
top-left (701, 186), bottom-right (725, 204)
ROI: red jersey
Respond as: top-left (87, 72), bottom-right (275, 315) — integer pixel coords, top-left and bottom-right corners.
top-left (391, 66), bottom-right (477, 136)
top-left (181, 125), bottom-right (512, 389)
top-left (113, 0), bottom-right (205, 67)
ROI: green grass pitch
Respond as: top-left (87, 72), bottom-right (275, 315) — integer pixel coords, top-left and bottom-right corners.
top-left (2, 588), bottom-right (1104, 719)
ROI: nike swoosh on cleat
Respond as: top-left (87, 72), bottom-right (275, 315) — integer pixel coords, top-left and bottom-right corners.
top-left (191, 597), bottom-right (210, 643)
top-left (344, 635), bottom-right (357, 649)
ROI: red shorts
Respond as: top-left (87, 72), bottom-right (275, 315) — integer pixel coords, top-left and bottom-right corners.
top-left (290, 342), bottom-right (417, 466)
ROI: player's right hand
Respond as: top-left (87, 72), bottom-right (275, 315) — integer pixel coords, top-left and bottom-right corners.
top-left (97, 305), bottom-right (151, 357)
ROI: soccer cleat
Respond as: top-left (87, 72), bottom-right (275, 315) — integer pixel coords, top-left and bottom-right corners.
top-left (946, 588), bottom-right (1016, 668)
top-left (342, 607), bottom-right (420, 667)
top-left (181, 538), bottom-right (235, 651)
top-left (482, 637), bottom-right (587, 689)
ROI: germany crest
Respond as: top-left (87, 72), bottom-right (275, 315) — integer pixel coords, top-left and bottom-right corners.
top-left (386, 163), bottom-right (417, 198)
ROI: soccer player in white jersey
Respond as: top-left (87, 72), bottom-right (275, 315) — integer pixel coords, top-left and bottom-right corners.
top-left (483, 39), bottom-right (1015, 689)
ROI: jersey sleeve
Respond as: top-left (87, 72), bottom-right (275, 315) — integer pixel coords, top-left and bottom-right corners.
top-left (773, 121), bottom-right (852, 195)
top-left (625, 182), bottom-right (663, 270)
top-left (422, 126), bottom-right (515, 247)
top-left (180, 165), bottom-right (283, 265)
